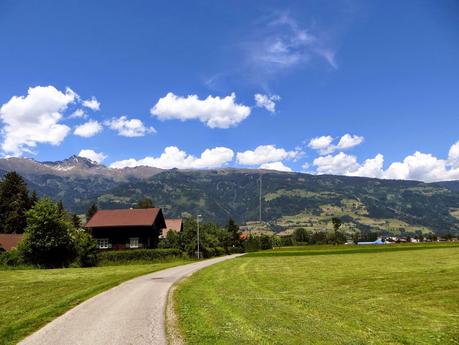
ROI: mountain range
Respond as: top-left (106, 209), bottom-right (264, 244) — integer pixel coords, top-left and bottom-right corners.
top-left (1, 155), bottom-right (459, 236)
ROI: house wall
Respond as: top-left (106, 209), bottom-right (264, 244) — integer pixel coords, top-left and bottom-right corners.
top-left (90, 225), bottom-right (161, 250)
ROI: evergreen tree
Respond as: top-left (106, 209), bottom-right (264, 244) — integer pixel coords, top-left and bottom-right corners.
top-left (0, 172), bottom-right (31, 233)
top-left (135, 197), bottom-right (155, 208)
top-left (331, 217), bottom-right (342, 245)
top-left (86, 202), bottom-right (98, 221)
top-left (226, 218), bottom-right (240, 248)
top-left (29, 190), bottom-right (39, 207)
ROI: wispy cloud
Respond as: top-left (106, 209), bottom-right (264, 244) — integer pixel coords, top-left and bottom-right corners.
top-left (243, 12), bottom-right (337, 81)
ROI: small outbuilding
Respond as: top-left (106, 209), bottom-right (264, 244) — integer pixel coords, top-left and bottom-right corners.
top-left (161, 219), bottom-right (183, 238)
top-left (85, 208), bottom-right (166, 250)
top-left (0, 234), bottom-right (23, 252)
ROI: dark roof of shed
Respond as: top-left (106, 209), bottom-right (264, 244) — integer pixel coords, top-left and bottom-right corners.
top-left (0, 234), bottom-right (23, 251)
top-left (85, 208), bottom-right (165, 228)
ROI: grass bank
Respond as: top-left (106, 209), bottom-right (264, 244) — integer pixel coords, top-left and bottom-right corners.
top-left (0, 259), bottom-right (191, 345)
top-left (173, 243), bottom-right (459, 344)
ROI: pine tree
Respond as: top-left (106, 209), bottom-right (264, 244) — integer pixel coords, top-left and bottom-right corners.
top-left (226, 218), bottom-right (240, 247)
top-left (0, 172), bottom-right (31, 233)
top-left (86, 202), bottom-right (98, 221)
top-left (29, 190), bottom-right (39, 207)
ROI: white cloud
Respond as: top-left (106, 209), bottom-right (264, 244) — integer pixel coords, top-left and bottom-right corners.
top-left (301, 162), bottom-right (310, 170)
top-left (383, 152), bottom-right (459, 182)
top-left (254, 94), bottom-right (281, 113)
top-left (69, 108), bottom-right (87, 119)
top-left (73, 120), bottom-right (103, 138)
top-left (308, 135), bottom-right (334, 154)
top-left (82, 97), bottom-right (100, 111)
top-left (337, 134), bottom-right (364, 150)
top-left (110, 146), bottom-right (234, 169)
top-left (150, 92), bottom-right (251, 129)
top-left (308, 134), bottom-right (364, 155)
top-left (312, 142), bottom-right (459, 182)
top-left (237, 145), bottom-right (300, 165)
top-left (0, 85), bottom-right (75, 156)
top-left (448, 141), bottom-right (459, 168)
top-left (78, 149), bottom-right (107, 163)
top-left (313, 152), bottom-right (359, 175)
top-left (348, 154), bottom-right (384, 178)
top-left (105, 116), bottom-right (156, 137)
top-left (260, 161), bottom-right (292, 172)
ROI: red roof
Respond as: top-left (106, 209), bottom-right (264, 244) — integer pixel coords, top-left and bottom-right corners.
top-left (165, 219), bottom-right (183, 232)
top-left (85, 208), bottom-right (165, 228)
top-left (162, 219), bottom-right (183, 237)
top-left (0, 234), bottom-right (23, 251)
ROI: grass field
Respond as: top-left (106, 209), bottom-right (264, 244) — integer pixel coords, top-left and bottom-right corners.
top-left (173, 243), bottom-right (459, 345)
top-left (0, 259), bottom-right (191, 345)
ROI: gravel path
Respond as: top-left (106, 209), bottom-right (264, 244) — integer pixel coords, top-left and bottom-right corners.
top-left (19, 254), bottom-right (243, 345)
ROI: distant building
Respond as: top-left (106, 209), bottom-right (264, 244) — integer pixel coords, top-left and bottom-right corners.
top-left (85, 208), bottom-right (166, 250)
top-left (357, 238), bottom-right (385, 245)
top-left (0, 234), bottom-right (23, 252)
top-left (161, 219), bottom-right (183, 238)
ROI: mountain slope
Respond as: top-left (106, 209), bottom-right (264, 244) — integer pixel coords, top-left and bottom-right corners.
top-left (1, 157), bottom-right (459, 235)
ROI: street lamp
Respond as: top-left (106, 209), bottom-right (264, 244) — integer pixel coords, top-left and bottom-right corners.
top-left (197, 214), bottom-right (202, 259)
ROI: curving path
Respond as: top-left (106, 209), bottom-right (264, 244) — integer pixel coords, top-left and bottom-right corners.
top-left (20, 254), bottom-right (243, 345)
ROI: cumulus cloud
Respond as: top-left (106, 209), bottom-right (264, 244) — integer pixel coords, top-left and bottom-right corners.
top-left (110, 146), bottom-right (234, 169)
top-left (308, 134), bottom-right (364, 155)
top-left (308, 135), bottom-right (334, 154)
top-left (313, 152), bottom-right (359, 175)
top-left (236, 145), bottom-right (300, 165)
top-left (73, 120), bottom-right (103, 138)
top-left (448, 141), bottom-right (459, 168)
top-left (259, 161), bottom-right (292, 172)
top-left (254, 94), bottom-right (281, 113)
top-left (69, 108), bottom-right (88, 119)
top-left (82, 97), bottom-right (100, 111)
top-left (150, 92), bottom-right (251, 129)
top-left (337, 134), bottom-right (364, 150)
top-left (105, 116), bottom-right (156, 137)
top-left (312, 142), bottom-right (459, 182)
top-left (78, 149), bottom-right (107, 163)
top-left (0, 85), bottom-right (76, 156)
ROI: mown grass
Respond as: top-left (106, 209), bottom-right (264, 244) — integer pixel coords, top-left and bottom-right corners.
top-left (0, 259), bottom-right (191, 345)
top-left (173, 243), bottom-right (459, 345)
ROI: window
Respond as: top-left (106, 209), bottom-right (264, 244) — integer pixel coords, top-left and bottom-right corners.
top-left (129, 237), bottom-right (139, 249)
top-left (96, 238), bottom-right (109, 249)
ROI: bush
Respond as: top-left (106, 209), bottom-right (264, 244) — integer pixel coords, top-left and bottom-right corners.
top-left (243, 236), bottom-right (260, 252)
top-left (19, 198), bottom-right (77, 268)
top-left (98, 248), bottom-right (183, 265)
top-left (75, 230), bottom-right (98, 267)
top-left (0, 248), bottom-right (23, 266)
top-left (259, 234), bottom-right (273, 250)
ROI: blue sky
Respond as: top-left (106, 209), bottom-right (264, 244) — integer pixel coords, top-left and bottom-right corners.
top-left (0, 0), bottom-right (458, 181)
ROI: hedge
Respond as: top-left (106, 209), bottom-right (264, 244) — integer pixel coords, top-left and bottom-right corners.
top-left (98, 248), bottom-right (183, 264)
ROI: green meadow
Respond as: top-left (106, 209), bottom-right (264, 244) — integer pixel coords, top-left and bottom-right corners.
top-left (0, 259), bottom-right (191, 345)
top-left (173, 243), bottom-right (459, 345)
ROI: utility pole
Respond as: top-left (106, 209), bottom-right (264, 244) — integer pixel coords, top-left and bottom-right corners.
top-left (197, 214), bottom-right (202, 259)
top-left (259, 175), bottom-right (262, 223)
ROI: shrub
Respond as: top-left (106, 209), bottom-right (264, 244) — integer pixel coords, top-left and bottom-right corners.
top-left (19, 198), bottom-right (77, 268)
top-left (243, 236), bottom-right (260, 252)
top-left (75, 230), bottom-right (98, 267)
top-left (0, 248), bottom-right (23, 266)
top-left (98, 248), bottom-right (182, 265)
top-left (259, 234), bottom-right (273, 250)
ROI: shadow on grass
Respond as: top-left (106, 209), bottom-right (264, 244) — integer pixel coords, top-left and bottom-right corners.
top-left (245, 244), bottom-right (459, 258)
